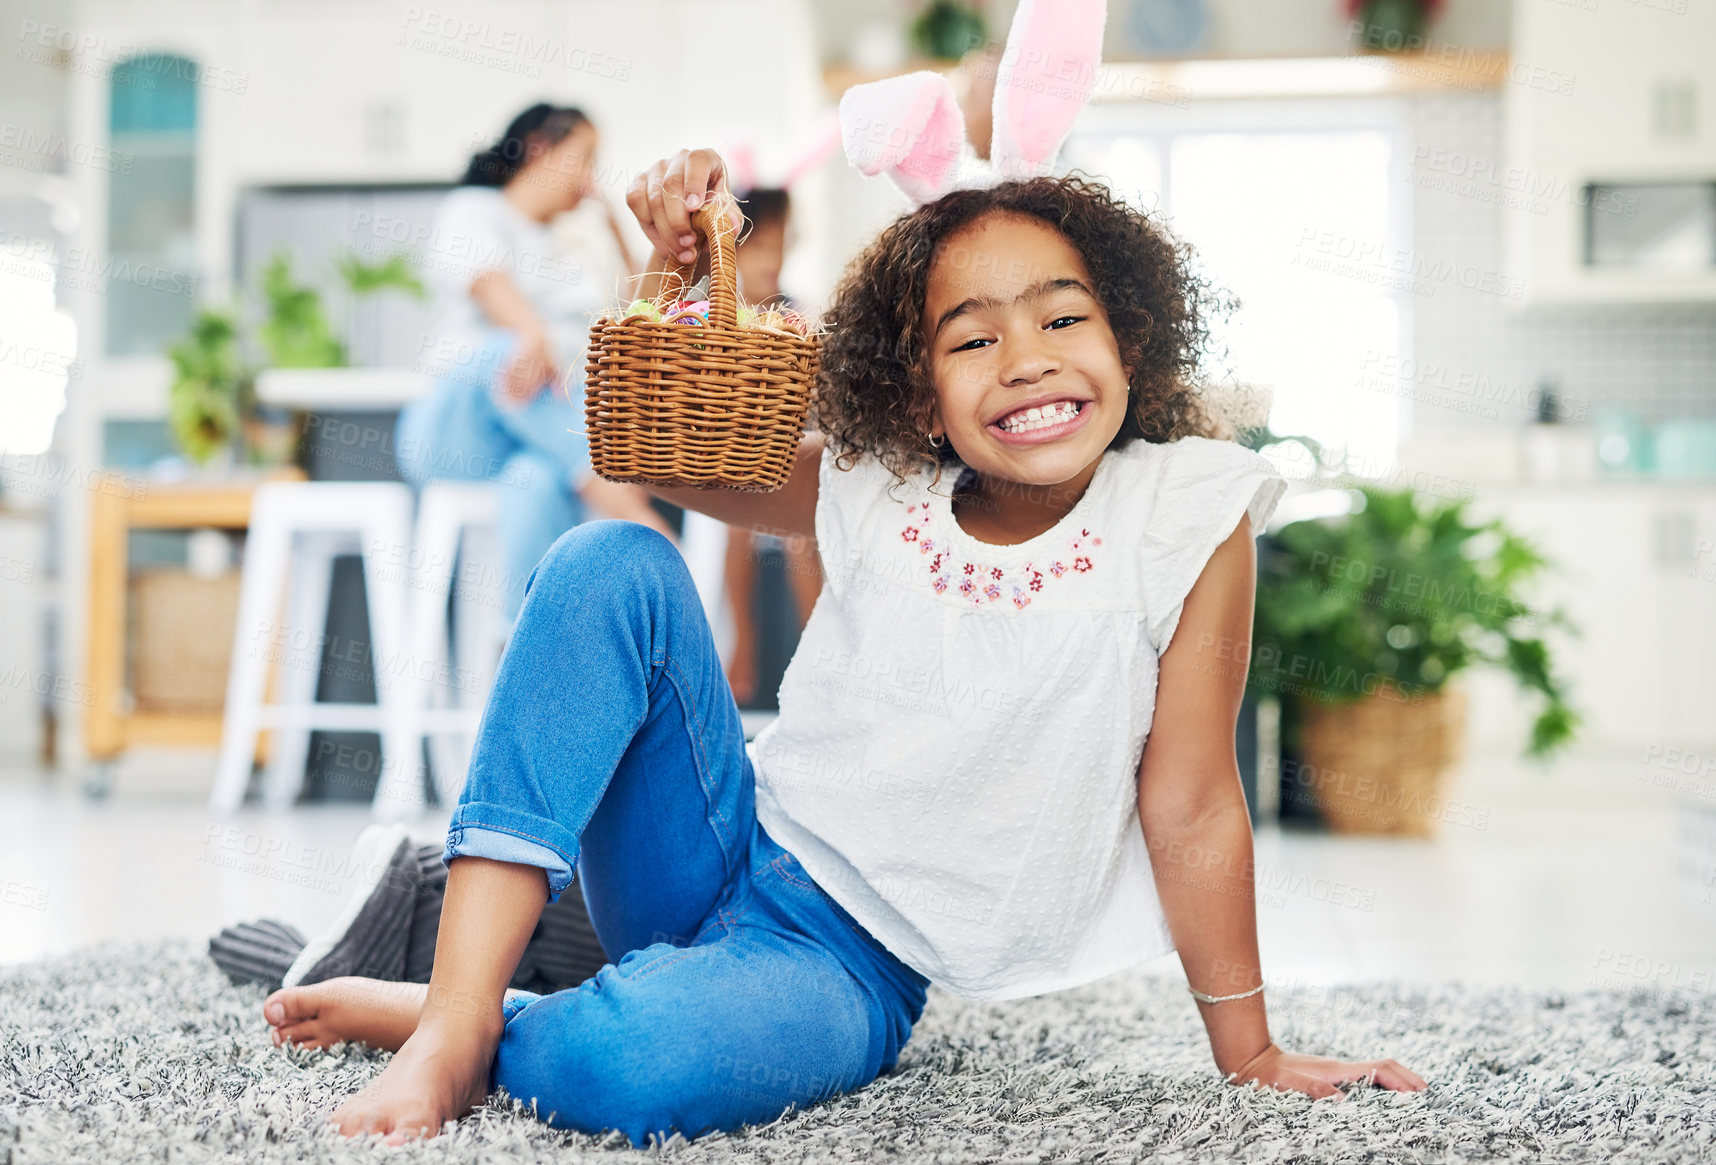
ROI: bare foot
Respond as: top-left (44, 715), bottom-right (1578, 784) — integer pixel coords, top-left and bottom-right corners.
top-left (264, 977), bottom-right (428, 1052)
top-left (328, 1019), bottom-right (502, 1144)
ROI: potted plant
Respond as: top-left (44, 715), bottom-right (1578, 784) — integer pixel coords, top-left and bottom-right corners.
top-left (911, 0), bottom-right (988, 62)
top-left (164, 250), bottom-right (424, 468)
top-left (254, 249), bottom-right (426, 368)
top-left (1346, 0), bottom-right (1443, 52)
top-left (166, 309), bottom-right (246, 468)
top-left (1250, 485), bottom-right (1578, 835)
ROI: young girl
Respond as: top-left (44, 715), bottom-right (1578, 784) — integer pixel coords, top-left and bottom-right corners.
top-left (260, 146), bottom-right (1425, 1145)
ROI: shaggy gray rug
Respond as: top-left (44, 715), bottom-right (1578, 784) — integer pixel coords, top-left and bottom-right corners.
top-left (1, 942), bottom-right (1711, 1164)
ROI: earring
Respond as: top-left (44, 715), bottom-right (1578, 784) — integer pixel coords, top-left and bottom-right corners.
top-left (925, 431), bottom-right (945, 450)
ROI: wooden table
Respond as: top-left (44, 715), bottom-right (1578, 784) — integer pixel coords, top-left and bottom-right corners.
top-left (83, 469), bottom-right (305, 792)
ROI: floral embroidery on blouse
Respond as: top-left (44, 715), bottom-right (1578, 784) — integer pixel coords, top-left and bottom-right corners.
top-left (899, 501), bottom-right (1101, 608)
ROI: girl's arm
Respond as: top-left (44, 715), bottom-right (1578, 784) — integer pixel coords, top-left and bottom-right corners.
top-left (1137, 515), bottom-right (1425, 1098)
top-left (643, 434), bottom-right (823, 541)
top-left (469, 270), bottom-right (556, 404)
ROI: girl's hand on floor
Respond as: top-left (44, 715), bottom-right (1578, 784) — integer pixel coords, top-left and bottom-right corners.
top-left (625, 148), bottom-right (746, 266)
top-left (1230, 1045), bottom-right (1426, 1100)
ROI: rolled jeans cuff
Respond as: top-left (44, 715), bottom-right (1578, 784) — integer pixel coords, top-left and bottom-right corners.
top-left (502, 990), bottom-right (541, 1022)
top-left (445, 803), bottom-right (578, 899)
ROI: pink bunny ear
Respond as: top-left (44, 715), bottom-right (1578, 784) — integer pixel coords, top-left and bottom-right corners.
top-left (720, 138), bottom-right (761, 198)
top-left (839, 71), bottom-right (968, 207)
top-left (990, 0), bottom-right (1107, 181)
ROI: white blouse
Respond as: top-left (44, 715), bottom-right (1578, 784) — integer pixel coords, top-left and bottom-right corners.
top-left (426, 186), bottom-right (605, 372)
top-left (747, 436), bottom-right (1287, 1000)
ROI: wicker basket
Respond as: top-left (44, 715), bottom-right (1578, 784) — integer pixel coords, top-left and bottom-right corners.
top-left (1296, 684), bottom-right (1468, 837)
top-left (129, 569), bottom-right (242, 714)
top-left (583, 200), bottom-right (817, 491)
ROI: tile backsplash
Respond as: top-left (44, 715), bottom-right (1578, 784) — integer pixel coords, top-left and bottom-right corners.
top-left (1408, 93), bottom-right (1716, 429)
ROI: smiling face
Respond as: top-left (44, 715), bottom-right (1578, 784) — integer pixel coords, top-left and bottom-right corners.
top-left (920, 211), bottom-right (1130, 494)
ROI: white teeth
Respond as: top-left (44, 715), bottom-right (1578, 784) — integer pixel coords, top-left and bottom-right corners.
top-left (1000, 401), bottom-right (1081, 433)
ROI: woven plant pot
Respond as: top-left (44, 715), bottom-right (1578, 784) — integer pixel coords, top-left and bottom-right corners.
top-left (583, 201), bottom-right (817, 492)
top-left (1295, 684), bottom-right (1468, 836)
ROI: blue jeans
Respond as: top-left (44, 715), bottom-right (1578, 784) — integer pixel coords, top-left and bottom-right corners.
top-left (395, 328), bottom-right (592, 619)
top-left (442, 521), bottom-right (930, 1146)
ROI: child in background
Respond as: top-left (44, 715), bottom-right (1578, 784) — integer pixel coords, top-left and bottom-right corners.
top-left (723, 187), bottom-right (823, 704)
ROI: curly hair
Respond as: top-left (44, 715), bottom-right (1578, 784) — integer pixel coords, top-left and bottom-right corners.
top-left (810, 174), bottom-right (1226, 484)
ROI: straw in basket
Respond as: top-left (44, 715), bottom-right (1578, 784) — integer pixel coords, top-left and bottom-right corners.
top-left (583, 200), bottom-right (817, 492)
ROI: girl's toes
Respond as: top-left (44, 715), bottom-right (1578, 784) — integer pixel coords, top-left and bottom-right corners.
top-left (264, 986), bottom-right (319, 1029)
top-left (331, 1099), bottom-right (370, 1138)
top-left (274, 1020), bottom-right (329, 1048)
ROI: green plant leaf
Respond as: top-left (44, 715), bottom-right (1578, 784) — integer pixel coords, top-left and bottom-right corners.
top-left (257, 251), bottom-right (346, 369)
top-left (164, 308), bottom-right (246, 464)
top-left (337, 252), bottom-right (426, 299)
top-left (1529, 701), bottom-right (1580, 758)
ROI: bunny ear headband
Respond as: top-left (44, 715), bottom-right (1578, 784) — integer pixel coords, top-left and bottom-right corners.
top-left (838, 0), bottom-right (1107, 207)
top-left (722, 111), bottom-right (844, 196)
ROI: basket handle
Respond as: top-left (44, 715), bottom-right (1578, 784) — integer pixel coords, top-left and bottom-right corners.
top-left (663, 199), bottom-right (740, 330)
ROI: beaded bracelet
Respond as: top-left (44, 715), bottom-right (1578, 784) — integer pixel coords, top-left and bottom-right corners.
top-left (1187, 981), bottom-right (1266, 1005)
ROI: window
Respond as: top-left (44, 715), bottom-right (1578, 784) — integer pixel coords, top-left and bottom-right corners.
top-left (1063, 102), bottom-right (1408, 475)
top-left (106, 53), bottom-right (199, 356)
top-left (0, 248), bottom-right (76, 456)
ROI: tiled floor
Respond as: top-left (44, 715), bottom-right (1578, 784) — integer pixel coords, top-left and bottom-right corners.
top-left (2, 746), bottom-right (1711, 995)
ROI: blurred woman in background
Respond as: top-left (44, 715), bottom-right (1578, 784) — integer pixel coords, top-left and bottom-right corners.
top-left (396, 103), bottom-right (670, 619)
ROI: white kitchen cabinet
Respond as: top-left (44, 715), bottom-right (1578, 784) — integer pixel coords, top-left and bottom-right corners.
top-left (1506, 0), bottom-right (1716, 304)
top-left (1466, 483), bottom-right (1716, 755)
top-left (233, 3), bottom-right (610, 184)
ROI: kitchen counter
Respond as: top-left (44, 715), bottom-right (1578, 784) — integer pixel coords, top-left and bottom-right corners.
top-left (254, 368), bottom-right (433, 411)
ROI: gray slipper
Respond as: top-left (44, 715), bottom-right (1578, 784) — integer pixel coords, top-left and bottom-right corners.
top-left (522, 885), bottom-right (610, 990)
top-left (215, 831), bottom-right (610, 994)
top-left (280, 824), bottom-right (418, 988)
top-left (208, 918), bottom-right (308, 990)
top-left (403, 842), bottom-right (609, 992)
top-left (404, 843), bottom-right (448, 984)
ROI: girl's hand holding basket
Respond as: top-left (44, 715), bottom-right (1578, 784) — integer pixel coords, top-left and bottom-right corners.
top-left (625, 148), bottom-right (745, 267)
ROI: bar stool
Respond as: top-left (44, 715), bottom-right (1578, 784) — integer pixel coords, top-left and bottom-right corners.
top-left (402, 480), bottom-right (510, 807)
top-left (210, 481), bottom-right (421, 815)
top-left (400, 501), bottom-right (737, 804)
